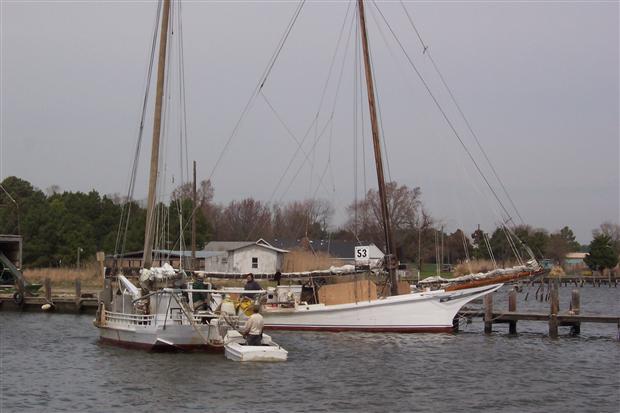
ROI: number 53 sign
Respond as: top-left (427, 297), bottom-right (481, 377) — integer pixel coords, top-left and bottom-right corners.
top-left (354, 246), bottom-right (370, 263)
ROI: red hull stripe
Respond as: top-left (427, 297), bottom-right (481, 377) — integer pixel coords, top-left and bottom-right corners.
top-left (263, 325), bottom-right (453, 333)
top-left (99, 337), bottom-right (223, 352)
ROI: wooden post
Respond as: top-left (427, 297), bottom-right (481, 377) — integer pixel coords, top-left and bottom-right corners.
top-left (101, 278), bottom-right (112, 310)
top-left (508, 288), bottom-right (517, 335)
top-left (15, 276), bottom-right (25, 306)
top-left (484, 293), bottom-right (493, 334)
top-left (570, 288), bottom-right (580, 335)
top-left (549, 279), bottom-right (559, 338)
top-left (44, 277), bottom-right (52, 303)
top-left (75, 278), bottom-right (82, 312)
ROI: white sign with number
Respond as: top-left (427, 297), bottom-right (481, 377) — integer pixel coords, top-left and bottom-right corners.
top-left (354, 246), bottom-right (370, 264)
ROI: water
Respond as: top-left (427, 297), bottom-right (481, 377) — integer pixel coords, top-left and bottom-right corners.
top-left (1, 286), bottom-right (619, 413)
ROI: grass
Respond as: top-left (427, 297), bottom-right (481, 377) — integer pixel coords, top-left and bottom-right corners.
top-left (23, 262), bottom-right (103, 290)
top-left (281, 249), bottom-right (342, 273)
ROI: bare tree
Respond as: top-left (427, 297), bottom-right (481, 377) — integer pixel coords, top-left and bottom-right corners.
top-left (346, 182), bottom-right (429, 260)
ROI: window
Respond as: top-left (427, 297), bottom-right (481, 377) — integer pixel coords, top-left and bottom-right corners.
top-left (252, 257), bottom-right (258, 269)
top-left (221, 257), bottom-right (228, 265)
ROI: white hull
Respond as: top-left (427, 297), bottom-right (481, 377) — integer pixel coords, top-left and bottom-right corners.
top-left (95, 307), bottom-right (227, 351)
top-left (224, 331), bottom-right (288, 362)
top-left (262, 284), bottom-right (501, 332)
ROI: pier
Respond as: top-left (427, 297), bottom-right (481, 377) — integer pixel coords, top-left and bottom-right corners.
top-left (455, 283), bottom-right (620, 338)
top-left (0, 277), bottom-right (99, 314)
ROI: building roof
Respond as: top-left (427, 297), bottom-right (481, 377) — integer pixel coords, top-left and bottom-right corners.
top-left (268, 238), bottom-right (379, 259)
top-left (565, 252), bottom-right (587, 259)
top-left (204, 241), bottom-right (254, 252)
top-left (205, 239), bottom-right (289, 254)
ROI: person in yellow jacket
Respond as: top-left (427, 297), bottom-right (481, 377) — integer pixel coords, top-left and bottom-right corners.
top-left (241, 304), bottom-right (264, 346)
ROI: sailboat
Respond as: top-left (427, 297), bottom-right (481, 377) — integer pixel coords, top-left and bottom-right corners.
top-left (257, 0), bottom-right (521, 332)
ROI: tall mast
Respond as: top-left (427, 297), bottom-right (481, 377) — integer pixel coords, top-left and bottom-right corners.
top-left (357, 0), bottom-right (398, 295)
top-left (143, 0), bottom-right (172, 268)
top-left (191, 160), bottom-right (197, 270)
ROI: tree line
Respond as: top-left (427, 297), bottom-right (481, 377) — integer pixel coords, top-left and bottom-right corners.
top-left (0, 176), bottom-right (618, 272)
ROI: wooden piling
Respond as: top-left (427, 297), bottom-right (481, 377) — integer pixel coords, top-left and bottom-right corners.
top-left (44, 277), bottom-right (52, 303)
top-left (508, 288), bottom-right (517, 335)
top-left (570, 288), bottom-right (581, 335)
top-left (484, 293), bottom-right (493, 334)
top-left (549, 279), bottom-right (559, 338)
top-left (75, 278), bottom-right (82, 312)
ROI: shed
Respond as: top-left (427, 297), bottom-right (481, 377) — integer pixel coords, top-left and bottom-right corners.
top-left (204, 239), bottom-right (288, 274)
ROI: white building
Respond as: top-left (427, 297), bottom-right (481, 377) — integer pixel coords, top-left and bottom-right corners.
top-left (203, 239), bottom-right (289, 274)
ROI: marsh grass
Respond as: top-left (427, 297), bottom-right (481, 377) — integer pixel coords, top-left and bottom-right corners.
top-left (24, 262), bottom-right (102, 289)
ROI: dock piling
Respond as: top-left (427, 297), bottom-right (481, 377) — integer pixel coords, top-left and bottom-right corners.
top-left (570, 289), bottom-right (581, 335)
top-left (484, 294), bottom-right (493, 334)
top-left (508, 288), bottom-right (517, 335)
top-left (44, 277), bottom-right (52, 304)
top-left (75, 279), bottom-right (82, 312)
top-left (549, 280), bottom-right (559, 338)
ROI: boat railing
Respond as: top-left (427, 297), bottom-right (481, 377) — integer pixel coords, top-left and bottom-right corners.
top-left (104, 310), bottom-right (156, 326)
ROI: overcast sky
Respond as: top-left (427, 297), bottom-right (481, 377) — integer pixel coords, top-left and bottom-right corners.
top-left (1, 0), bottom-right (618, 243)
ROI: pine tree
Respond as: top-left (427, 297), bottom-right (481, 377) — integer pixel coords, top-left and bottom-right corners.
top-left (584, 234), bottom-right (619, 273)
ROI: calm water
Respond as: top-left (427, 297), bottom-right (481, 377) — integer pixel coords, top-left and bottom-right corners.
top-left (1, 286), bottom-right (619, 413)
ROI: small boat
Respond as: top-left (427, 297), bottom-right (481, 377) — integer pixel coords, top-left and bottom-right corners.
top-left (224, 330), bottom-right (288, 362)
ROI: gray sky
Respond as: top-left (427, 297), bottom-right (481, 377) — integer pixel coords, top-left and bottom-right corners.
top-left (1, 0), bottom-right (618, 243)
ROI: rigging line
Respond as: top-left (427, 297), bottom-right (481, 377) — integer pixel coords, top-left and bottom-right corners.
top-left (248, 2), bottom-right (353, 241)
top-left (260, 92), bottom-right (332, 198)
top-left (178, 0), bottom-right (190, 186)
top-left (366, 3), bottom-right (395, 183)
top-left (207, 0), bottom-right (306, 181)
top-left (358, 30), bottom-right (368, 197)
top-left (115, 0), bottom-right (162, 256)
top-left (277, 7), bottom-right (356, 204)
top-left (398, 0), bottom-right (524, 225)
top-left (315, 0), bottom-right (354, 120)
top-left (353, 12), bottom-right (359, 239)
top-left (371, 1), bottom-right (515, 226)
top-left (276, 115), bottom-right (335, 204)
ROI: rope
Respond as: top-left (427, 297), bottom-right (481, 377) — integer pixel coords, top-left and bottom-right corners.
top-left (208, 0), bottom-right (306, 182)
top-left (398, 0), bottom-right (525, 225)
top-left (370, 0), bottom-right (516, 226)
top-left (114, 0), bottom-right (162, 257)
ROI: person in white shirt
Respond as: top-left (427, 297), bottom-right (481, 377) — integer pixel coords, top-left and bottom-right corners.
top-left (242, 304), bottom-right (264, 346)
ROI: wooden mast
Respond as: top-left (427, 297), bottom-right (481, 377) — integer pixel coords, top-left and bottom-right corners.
top-left (143, 0), bottom-right (171, 269)
top-left (357, 0), bottom-right (398, 295)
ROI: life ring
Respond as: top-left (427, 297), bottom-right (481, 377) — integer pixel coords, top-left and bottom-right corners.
top-left (13, 291), bottom-right (24, 305)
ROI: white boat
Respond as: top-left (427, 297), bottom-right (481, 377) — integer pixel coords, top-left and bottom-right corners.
top-left (260, 283), bottom-right (501, 333)
top-left (224, 330), bottom-right (288, 362)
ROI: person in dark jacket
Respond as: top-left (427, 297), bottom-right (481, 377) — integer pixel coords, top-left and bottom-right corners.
top-left (273, 271), bottom-right (282, 286)
top-left (242, 273), bottom-right (262, 298)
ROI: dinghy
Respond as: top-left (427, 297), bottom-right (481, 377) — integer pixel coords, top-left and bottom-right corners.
top-left (224, 330), bottom-right (288, 362)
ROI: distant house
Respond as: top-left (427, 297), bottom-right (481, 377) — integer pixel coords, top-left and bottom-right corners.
top-left (203, 239), bottom-right (288, 274)
top-left (564, 252), bottom-right (588, 271)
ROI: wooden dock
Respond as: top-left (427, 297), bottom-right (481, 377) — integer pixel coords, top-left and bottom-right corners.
top-left (0, 277), bottom-right (99, 314)
top-left (456, 283), bottom-right (619, 338)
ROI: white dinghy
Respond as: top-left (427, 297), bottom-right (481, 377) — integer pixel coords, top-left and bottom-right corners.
top-left (224, 331), bottom-right (288, 362)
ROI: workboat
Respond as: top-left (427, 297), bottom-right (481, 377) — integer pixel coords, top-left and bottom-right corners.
top-left (94, 268), bottom-right (263, 351)
top-left (224, 330), bottom-right (288, 362)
